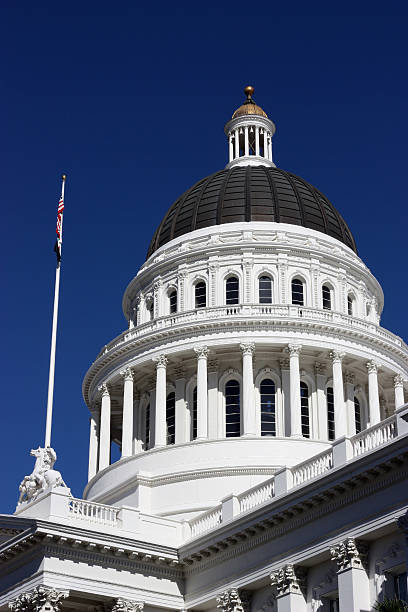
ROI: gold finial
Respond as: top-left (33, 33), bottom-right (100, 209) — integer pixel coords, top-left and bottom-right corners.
top-left (244, 85), bottom-right (254, 100)
top-left (62, 174), bottom-right (67, 181)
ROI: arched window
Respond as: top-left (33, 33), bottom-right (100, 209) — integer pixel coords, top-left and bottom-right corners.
top-left (169, 289), bottom-right (177, 314)
top-left (259, 276), bottom-right (273, 304)
top-left (192, 386), bottom-right (197, 440)
top-left (226, 276), bottom-right (239, 305)
top-left (147, 300), bottom-right (154, 321)
top-left (354, 396), bottom-right (362, 434)
top-left (145, 403), bottom-right (150, 451)
top-left (291, 278), bottom-right (304, 306)
top-left (260, 379), bottom-right (276, 436)
top-left (300, 381), bottom-right (310, 438)
top-left (166, 392), bottom-right (175, 445)
top-left (347, 294), bottom-right (354, 316)
top-left (322, 285), bottom-right (332, 310)
top-left (195, 282), bottom-right (206, 309)
top-left (327, 387), bottom-right (335, 441)
top-left (225, 379), bottom-right (240, 437)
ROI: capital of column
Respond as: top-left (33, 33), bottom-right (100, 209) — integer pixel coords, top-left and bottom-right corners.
top-left (98, 382), bottom-right (110, 397)
top-left (216, 588), bottom-right (245, 612)
top-left (330, 350), bottom-right (346, 364)
top-left (154, 354), bottom-right (168, 369)
top-left (314, 361), bottom-right (326, 376)
top-left (344, 371), bottom-right (355, 385)
top-left (330, 537), bottom-right (368, 571)
top-left (367, 360), bottom-right (380, 374)
top-left (111, 599), bottom-right (144, 612)
top-left (153, 279), bottom-right (162, 293)
top-left (286, 343), bottom-right (302, 357)
top-left (240, 342), bottom-right (255, 357)
top-left (194, 345), bottom-right (209, 360)
top-left (270, 564), bottom-right (307, 596)
top-left (279, 357), bottom-right (290, 370)
top-left (9, 586), bottom-right (69, 611)
top-left (120, 367), bottom-right (134, 382)
top-left (394, 374), bottom-right (405, 388)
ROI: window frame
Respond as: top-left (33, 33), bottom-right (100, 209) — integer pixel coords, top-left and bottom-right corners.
top-left (291, 277), bottom-right (305, 306)
top-left (259, 274), bottom-right (273, 304)
top-left (194, 280), bottom-right (207, 309)
top-left (225, 275), bottom-right (240, 306)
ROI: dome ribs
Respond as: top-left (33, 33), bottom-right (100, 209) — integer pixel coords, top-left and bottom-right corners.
top-left (146, 167), bottom-right (357, 258)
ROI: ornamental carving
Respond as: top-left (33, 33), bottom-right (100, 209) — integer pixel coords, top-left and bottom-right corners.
top-left (367, 360), bottom-right (379, 375)
top-left (216, 588), bottom-right (245, 612)
top-left (8, 586), bottom-right (69, 611)
top-left (208, 358), bottom-right (219, 372)
top-left (154, 354), bottom-right (168, 368)
top-left (279, 358), bottom-right (290, 370)
top-left (110, 599), bottom-right (144, 612)
top-left (17, 447), bottom-right (67, 506)
top-left (270, 564), bottom-right (306, 596)
top-left (120, 367), bottom-right (134, 382)
top-left (330, 538), bottom-right (368, 570)
top-left (174, 364), bottom-right (185, 379)
top-left (394, 374), bottom-right (404, 388)
top-left (240, 342), bottom-right (255, 357)
top-left (98, 383), bottom-right (110, 397)
top-left (286, 344), bottom-right (302, 357)
top-left (194, 345), bottom-right (209, 360)
top-left (329, 350), bottom-right (345, 364)
top-left (314, 362), bottom-right (326, 376)
top-left (344, 371), bottom-right (355, 385)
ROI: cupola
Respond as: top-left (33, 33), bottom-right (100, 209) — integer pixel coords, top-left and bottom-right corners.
top-left (224, 86), bottom-right (276, 168)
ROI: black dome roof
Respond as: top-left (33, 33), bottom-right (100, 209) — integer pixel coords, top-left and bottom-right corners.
top-left (147, 166), bottom-right (357, 258)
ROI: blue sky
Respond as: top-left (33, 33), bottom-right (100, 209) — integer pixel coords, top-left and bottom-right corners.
top-left (1, 2), bottom-right (407, 513)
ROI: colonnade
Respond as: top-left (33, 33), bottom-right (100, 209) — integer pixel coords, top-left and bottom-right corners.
top-left (88, 345), bottom-right (406, 480)
top-left (228, 125), bottom-right (272, 163)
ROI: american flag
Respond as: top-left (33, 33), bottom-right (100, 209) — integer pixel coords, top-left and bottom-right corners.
top-left (56, 196), bottom-right (64, 241)
top-left (54, 178), bottom-right (66, 262)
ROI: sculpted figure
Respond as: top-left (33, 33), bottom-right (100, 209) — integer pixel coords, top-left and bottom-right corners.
top-left (17, 447), bottom-right (67, 505)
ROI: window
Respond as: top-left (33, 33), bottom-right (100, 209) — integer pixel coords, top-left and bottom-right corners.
top-left (192, 386), bottom-right (197, 440)
top-left (145, 403), bottom-right (150, 450)
top-left (347, 294), bottom-right (354, 316)
top-left (147, 301), bottom-right (154, 321)
top-left (166, 392), bottom-right (175, 445)
top-left (394, 572), bottom-right (408, 602)
top-left (226, 276), bottom-right (239, 305)
top-left (291, 278), bottom-right (304, 306)
top-left (259, 276), bottom-right (273, 304)
top-left (322, 285), bottom-right (332, 310)
top-left (195, 282), bottom-right (206, 308)
top-left (327, 387), bottom-right (335, 440)
top-left (225, 379), bottom-right (240, 437)
top-left (260, 379), bottom-right (276, 436)
top-left (354, 396), bottom-right (362, 434)
top-left (300, 381), bottom-right (310, 438)
top-left (169, 290), bottom-right (177, 314)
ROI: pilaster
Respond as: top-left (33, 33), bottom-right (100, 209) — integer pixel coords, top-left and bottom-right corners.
top-left (270, 564), bottom-right (307, 611)
top-left (330, 538), bottom-right (369, 611)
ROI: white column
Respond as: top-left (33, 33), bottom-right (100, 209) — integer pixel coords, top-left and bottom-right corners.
top-left (240, 342), bottom-right (256, 436)
top-left (315, 362), bottom-right (327, 441)
top-left (263, 130), bottom-right (268, 159)
top-left (255, 126), bottom-right (260, 156)
top-left (367, 360), bottom-right (381, 425)
top-left (271, 565), bottom-right (307, 612)
top-left (394, 374), bottom-right (405, 409)
top-left (120, 367), bottom-right (134, 458)
top-left (194, 346), bottom-right (208, 439)
top-left (133, 393), bottom-right (142, 453)
top-left (154, 355), bottom-right (168, 447)
top-left (88, 407), bottom-right (99, 480)
top-left (234, 128), bottom-right (239, 158)
top-left (268, 134), bottom-right (272, 161)
top-left (288, 344), bottom-right (302, 437)
top-left (148, 378), bottom-right (156, 448)
top-left (331, 538), bottom-right (369, 612)
top-left (330, 350), bottom-right (346, 438)
top-left (244, 126), bottom-right (249, 156)
top-left (175, 366), bottom-right (188, 444)
top-left (208, 359), bottom-right (219, 439)
top-left (228, 133), bottom-right (233, 162)
top-left (98, 383), bottom-right (111, 471)
top-left (344, 372), bottom-right (356, 436)
top-left (280, 358), bottom-right (291, 437)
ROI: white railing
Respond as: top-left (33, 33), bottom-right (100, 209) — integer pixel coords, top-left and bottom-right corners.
top-left (292, 449), bottom-right (334, 487)
top-left (189, 505), bottom-right (222, 538)
top-left (68, 498), bottom-right (120, 527)
top-left (238, 478), bottom-right (275, 513)
top-left (352, 415), bottom-right (397, 457)
top-left (96, 305), bottom-right (404, 359)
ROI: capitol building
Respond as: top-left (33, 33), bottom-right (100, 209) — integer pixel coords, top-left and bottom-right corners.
top-left (1, 87), bottom-right (408, 612)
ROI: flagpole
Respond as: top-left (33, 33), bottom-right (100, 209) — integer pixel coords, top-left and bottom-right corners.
top-left (44, 174), bottom-right (66, 448)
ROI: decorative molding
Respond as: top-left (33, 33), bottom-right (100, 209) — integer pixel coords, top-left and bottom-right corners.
top-left (344, 371), bottom-right (355, 385)
top-left (194, 345), bottom-right (209, 360)
top-left (216, 588), bottom-right (245, 612)
top-left (98, 382), bottom-right (110, 397)
top-left (279, 358), bottom-right (290, 370)
top-left (110, 599), bottom-right (144, 612)
top-left (154, 354), bottom-right (168, 368)
top-left (8, 586), bottom-right (69, 611)
top-left (330, 537), bottom-right (368, 571)
top-left (314, 362), bottom-right (326, 376)
top-left (394, 374), bottom-right (404, 388)
top-left (329, 350), bottom-right (345, 364)
top-left (120, 367), bottom-right (134, 382)
top-left (270, 564), bottom-right (307, 596)
top-left (240, 342), bottom-right (255, 357)
top-left (367, 360), bottom-right (379, 375)
top-left (208, 358), bottom-right (219, 372)
top-left (286, 344), bottom-right (302, 357)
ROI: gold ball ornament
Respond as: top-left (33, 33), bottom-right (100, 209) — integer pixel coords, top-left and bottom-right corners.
top-left (244, 85), bottom-right (254, 98)
top-left (62, 174), bottom-right (67, 180)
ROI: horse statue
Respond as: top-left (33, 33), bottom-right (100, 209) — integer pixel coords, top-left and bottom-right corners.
top-left (17, 447), bottom-right (67, 506)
